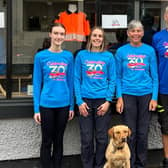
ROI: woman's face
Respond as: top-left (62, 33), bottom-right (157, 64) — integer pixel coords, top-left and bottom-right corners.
top-left (90, 28), bottom-right (104, 48)
top-left (164, 11), bottom-right (168, 26)
top-left (49, 26), bottom-right (65, 47)
top-left (127, 27), bottom-right (144, 46)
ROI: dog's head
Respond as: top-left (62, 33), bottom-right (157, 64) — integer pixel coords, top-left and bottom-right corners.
top-left (108, 125), bottom-right (131, 145)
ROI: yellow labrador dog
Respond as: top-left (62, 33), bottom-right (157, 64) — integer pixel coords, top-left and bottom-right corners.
top-left (104, 125), bottom-right (131, 168)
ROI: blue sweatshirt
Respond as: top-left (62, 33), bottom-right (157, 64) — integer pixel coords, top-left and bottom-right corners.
top-left (74, 49), bottom-right (116, 106)
top-left (115, 43), bottom-right (158, 100)
top-left (33, 49), bottom-right (74, 113)
top-left (152, 29), bottom-right (168, 94)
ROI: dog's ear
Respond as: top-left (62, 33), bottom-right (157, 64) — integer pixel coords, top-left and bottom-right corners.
top-left (128, 128), bottom-right (131, 137)
top-left (108, 127), bottom-right (114, 137)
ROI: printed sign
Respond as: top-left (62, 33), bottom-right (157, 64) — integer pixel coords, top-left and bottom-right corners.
top-left (102, 15), bottom-right (127, 29)
top-left (0, 12), bottom-right (5, 28)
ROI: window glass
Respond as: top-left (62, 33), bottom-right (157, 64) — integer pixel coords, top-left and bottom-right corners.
top-left (10, 0), bottom-right (165, 98)
top-left (12, 0), bottom-right (35, 98)
top-left (0, 1), bottom-right (6, 99)
top-left (100, 0), bottom-right (134, 54)
top-left (12, 0), bottom-right (96, 98)
top-left (100, 0), bottom-right (134, 20)
top-left (140, 1), bottom-right (161, 45)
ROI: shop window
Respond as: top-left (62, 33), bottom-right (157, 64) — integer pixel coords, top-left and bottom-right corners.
top-left (3, 0), bottom-right (165, 100)
top-left (0, 4), bottom-right (6, 99)
top-left (99, 0), bottom-right (134, 54)
top-left (11, 0), bottom-right (96, 98)
top-left (140, 1), bottom-right (161, 45)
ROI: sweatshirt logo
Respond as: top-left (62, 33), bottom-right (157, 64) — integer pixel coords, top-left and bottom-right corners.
top-left (85, 61), bottom-right (105, 79)
top-left (163, 42), bottom-right (168, 58)
top-left (47, 62), bottom-right (67, 81)
top-left (127, 54), bottom-right (146, 70)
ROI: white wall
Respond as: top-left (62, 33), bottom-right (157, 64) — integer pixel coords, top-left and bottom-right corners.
top-left (0, 113), bottom-right (162, 161)
top-left (0, 117), bottom-right (80, 160)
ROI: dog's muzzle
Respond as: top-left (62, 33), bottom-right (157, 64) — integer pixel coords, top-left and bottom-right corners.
top-left (121, 137), bottom-right (127, 143)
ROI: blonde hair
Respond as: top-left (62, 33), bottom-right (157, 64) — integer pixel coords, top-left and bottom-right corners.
top-left (127, 20), bottom-right (144, 31)
top-left (164, 6), bottom-right (168, 27)
top-left (165, 6), bottom-right (168, 14)
top-left (86, 26), bottom-right (106, 52)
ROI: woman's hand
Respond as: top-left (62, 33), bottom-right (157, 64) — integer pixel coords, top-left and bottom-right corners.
top-left (149, 100), bottom-right (157, 111)
top-left (34, 113), bottom-right (41, 124)
top-left (97, 101), bottom-right (110, 116)
top-left (116, 97), bottom-right (124, 114)
top-left (68, 110), bottom-right (74, 120)
top-left (79, 102), bottom-right (89, 117)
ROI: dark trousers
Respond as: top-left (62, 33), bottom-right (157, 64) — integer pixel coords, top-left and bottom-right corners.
top-left (78, 98), bottom-right (112, 168)
top-left (122, 94), bottom-right (152, 168)
top-left (40, 106), bottom-right (69, 168)
top-left (158, 94), bottom-right (168, 134)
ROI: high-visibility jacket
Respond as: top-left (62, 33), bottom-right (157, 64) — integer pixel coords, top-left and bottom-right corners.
top-left (54, 10), bottom-right (90, 42)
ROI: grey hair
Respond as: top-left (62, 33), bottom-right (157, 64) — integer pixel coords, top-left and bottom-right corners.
top-left (127, 20), bottom-right (144, 31)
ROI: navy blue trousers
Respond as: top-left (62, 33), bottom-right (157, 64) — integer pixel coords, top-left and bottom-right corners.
top-left (122, 94), bottom-right (152, 168)
top-left (78, 98), bottom-right (112, 168)
top-left (40, 106), bottom-right (69, 168)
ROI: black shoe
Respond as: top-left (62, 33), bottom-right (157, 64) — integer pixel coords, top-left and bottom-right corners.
top-left (162, 158), bottom-right (168, 168)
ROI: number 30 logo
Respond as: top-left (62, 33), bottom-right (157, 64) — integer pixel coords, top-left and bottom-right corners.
top-left (49, 65), bottom-right (65, 73)
top-left (87, 64), bottom-right (103, 71)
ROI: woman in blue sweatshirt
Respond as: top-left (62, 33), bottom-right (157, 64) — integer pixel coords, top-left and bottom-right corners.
top-left (74, 27), bottom-right (116, 168)
top-left (33, 22), bottom-right (74, 168)
top-left (115, 20), bottom-right (158, 168)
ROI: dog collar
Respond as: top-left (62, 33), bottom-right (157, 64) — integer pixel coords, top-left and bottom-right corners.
top-left (117, 146), bottom-right (124, 150)
top-left (112, 142), bottom-right (124, 153)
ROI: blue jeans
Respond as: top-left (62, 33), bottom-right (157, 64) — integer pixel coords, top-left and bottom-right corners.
top-left (78, 98), bottom-right (112, 168)
top-left (122, 94), bottom-right (152, 168)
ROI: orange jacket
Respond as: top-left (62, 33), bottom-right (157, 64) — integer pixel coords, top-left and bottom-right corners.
top-left (54, 11), bottom-right (90, 41)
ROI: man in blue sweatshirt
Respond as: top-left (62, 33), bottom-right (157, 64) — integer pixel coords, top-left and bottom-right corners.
top-left (152, 6), bottom-right (168, 168)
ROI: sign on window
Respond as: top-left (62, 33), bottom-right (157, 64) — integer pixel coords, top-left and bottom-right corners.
top-left (102, 15), bottom-right (127, 29)
top-left (0, 12), bottom-right (5, 28)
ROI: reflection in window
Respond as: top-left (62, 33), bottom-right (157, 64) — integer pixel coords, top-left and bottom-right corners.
top-left (100, 0), bottom-right (134, 55)
top-left (0, 8), bottom-right (6, 99)
top-left (100, 0), bottom-right (134, 22)
top-left (12, 0), bottom-right (96, 98)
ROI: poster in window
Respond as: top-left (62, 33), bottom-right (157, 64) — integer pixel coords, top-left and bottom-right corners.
top-left (102, 15), bottom-right (127, 29)
top-left (0, 12), bottom-right (5, 28)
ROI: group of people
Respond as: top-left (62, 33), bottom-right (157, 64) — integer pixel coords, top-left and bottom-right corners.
top-left (33, 6), bottom-right (168, 168)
